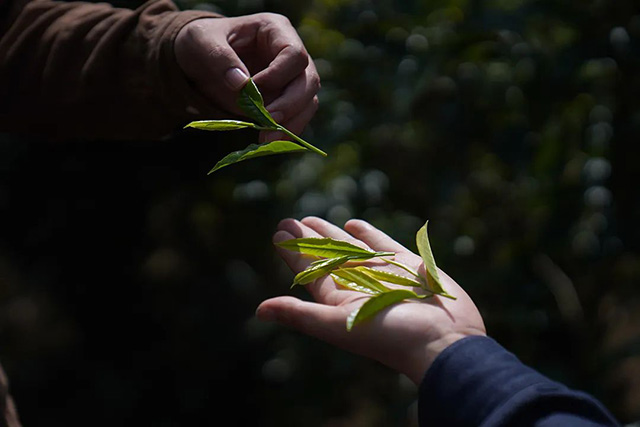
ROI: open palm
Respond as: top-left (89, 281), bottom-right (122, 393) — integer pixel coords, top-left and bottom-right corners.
top-left (257, 216), bottom-right (486, 384)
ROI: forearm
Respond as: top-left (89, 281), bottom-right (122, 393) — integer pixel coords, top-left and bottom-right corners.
top-left (0, 0), bottom-right (220, 140)
top-left (419, 336), bottom-right (619, 426)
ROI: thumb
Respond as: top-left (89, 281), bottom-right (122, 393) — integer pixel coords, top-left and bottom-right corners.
top-left (174, 20), bottom-right (250, 109)
top-left (206, 40), bottom-right (250, 91)
top-left (256, 296), bottom-right (346, 339)
top-left (200, 40), bottom-right (250, 115)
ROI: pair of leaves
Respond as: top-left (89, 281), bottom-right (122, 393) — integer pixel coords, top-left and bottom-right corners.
top-left (275, 238), bottom-right (394, 286)
top-left (277, 220), bottom-right (456, 331)
top-left (331, 267), bottom-right (429, 331)
top-left (185, 79), bottom-right (326, 173)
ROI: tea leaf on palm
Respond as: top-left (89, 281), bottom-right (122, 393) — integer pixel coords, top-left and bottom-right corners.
top-left (330, 273), bottom-right (380, 295)
top-left (208, 140), bottom-right (306, 174)
top-left (416, 221), bottom-right (456, 299)
top-left (352, 266), bottom-right (423, 288)
top-left (332, 268), bottom-right (390, 294)
top-left (346, 289), bottom-right (424, 331)
top-left (276, 237), bottom-right (394, 259)
top-left (293, 256), bottom-right (352, 286)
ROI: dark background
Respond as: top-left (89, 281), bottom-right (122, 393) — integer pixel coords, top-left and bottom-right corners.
top-left (1, 0), bottom-right (640, 425)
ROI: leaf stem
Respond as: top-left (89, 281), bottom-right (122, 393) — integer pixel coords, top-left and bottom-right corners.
top-left (278, 126), bottom-right (327, 157)
top-left (375, 251), bottom-right (396, 257)
top-left (381, 258), bottom-right (422, 282)
top-left (367, 258), bottom-right (457, 300)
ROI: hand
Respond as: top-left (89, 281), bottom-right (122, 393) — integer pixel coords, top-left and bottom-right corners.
top-left (256, 217), bottom-right (486, 385)
top-left (174, 13), bottom-right (320, 142)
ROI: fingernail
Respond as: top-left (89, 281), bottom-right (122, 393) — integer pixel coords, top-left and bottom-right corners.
top-left (225, 67), bottom-right (249, 90)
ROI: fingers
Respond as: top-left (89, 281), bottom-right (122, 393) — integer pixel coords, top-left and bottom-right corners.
top-left (274, 219), bottom-right (336, 301)
top-left (264, 62), bottom-right (320, 122)
top-left (300, 216), bottom-right (370, 250)
top-left (279, 95), bottom-right (319, 135)
top-left (251, 14), bottom-right (310, 93)
top-left (276, 218), bottom-right (372, 304)
top-left (276, 218), bottom-right (320, 239)
top-left (259, 95), bottom-right (318, 143)
top-left (344, 219), bottom-right (411, 253)
top-left (252, 44), bottom-right (309, 93)
top-left (279, 217), bottom-right (410, 256)
top-left (175, 13), bottom-right (320, 136)
top-left (272, 227), bottom-right (318, 276)
top-left (259, 50), bottom-right (320, 143)
top-left (247, 13), bottom-right (319, 140)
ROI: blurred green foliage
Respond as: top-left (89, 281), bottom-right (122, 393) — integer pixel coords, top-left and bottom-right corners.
top-left (1, 0), bottom-right (640, 425)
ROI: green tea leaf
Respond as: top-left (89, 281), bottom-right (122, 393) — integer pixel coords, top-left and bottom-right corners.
top-left (353, 266), bottom-right (424, 288)
top-left (238, 79), bottom-right (279, 128)
top-left (237, 79), bottom-right (327, 156)
top-left (276, 237), bottom-right (393, 259)
top-left (381, 257), bottom-right (423, 282)
top-left (186, 78), bottom-right (327, 174)
top-left (330, 273), bottom-right (380, 295)
top-left (184, 120), bottom-right (260, 131)
top-left (416, 221), bottom-right (455, 298)
top-left (293, 256), bottom-right (352, 286)
top-left (208, 140), bottom-right (306, 174)
top-left (332, 268), bottom-right (390, 294)
top-left (346, 289), bottom-right (422, 331)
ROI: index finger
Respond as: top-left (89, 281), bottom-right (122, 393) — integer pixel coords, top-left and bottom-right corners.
top-left (344, 219), bottom-right (412, 254)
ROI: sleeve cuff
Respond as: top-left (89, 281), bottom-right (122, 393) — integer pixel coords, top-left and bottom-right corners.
top-left (418, 336), bottom-right (619, 426)
top-left (150, 6), bottom-right (224, 124)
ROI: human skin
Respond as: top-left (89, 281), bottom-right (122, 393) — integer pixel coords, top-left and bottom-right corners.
top-left (256, 216), bottom-right (487, 385)
top-left (174, 13), bottom-right (320, 142)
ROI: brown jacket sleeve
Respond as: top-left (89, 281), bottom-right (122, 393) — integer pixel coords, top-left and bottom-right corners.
top-left (0, 0), bottom-right (222, 140)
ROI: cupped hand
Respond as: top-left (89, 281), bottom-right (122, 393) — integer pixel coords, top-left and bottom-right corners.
top-left (174, 13), bottom-right (320, 142)
top-left (256, 217), bottom-right (486, 385)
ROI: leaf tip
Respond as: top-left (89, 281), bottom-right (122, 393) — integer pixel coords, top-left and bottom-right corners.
top-left (439, 292), bottom-right (457, 300)
top-left (346, 308), bottom-right (358, 332)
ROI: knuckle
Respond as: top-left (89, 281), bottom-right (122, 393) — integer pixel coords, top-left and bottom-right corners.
top-left (207, 45), bottom-right (229, 61)
top-left (309, 72), bottom-right (321, 93)
top-left (260, 12), bottom-right (290, 25)
top-left (288, 45), bottom-right (309, 68)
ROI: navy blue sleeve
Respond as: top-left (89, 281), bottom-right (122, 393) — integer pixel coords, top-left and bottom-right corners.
top-left (418, 336), bottom-right (619, 427)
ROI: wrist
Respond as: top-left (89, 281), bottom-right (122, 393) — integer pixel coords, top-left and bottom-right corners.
top-left (156, 13), bottom-right (221, 119)
top-left (406, 331), bottom-right (486, 386)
